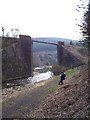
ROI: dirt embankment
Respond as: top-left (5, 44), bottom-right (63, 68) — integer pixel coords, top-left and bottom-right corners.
top-left (63, 45), bottom-right (88, 64)
top-left (31, 65), bottom-right (89, 118)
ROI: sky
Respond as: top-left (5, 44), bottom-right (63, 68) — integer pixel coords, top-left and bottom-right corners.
top-left (0, 0), bottom-right (83, 40)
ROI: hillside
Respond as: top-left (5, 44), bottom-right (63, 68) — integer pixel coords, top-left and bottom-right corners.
top-left (31, 45), bottom-right (89, 118)
top-left (63, 45), bottom-right (88, 64)
top-left (31, 65), bottom-right (88, 118)
top-left (33, 51), bottom-right (57, 67)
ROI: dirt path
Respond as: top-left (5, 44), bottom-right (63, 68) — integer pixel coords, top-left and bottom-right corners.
top-left (2, 76), bottom-right (60, 118)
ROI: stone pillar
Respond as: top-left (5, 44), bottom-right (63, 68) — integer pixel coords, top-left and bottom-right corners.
top-left (57, 41), bottom-right (64, 65)
top-left (0, 36), bottom-right (2, 120)
top-left (19, 35), bottom-right (33, 77)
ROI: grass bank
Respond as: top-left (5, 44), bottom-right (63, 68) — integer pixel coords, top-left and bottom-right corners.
top-left (40, 66), bottom-right (80, 99)
top-left (66, 66), bottom-right (80, 77)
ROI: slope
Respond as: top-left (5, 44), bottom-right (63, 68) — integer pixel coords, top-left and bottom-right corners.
top-left (63, 45), bottom-right (88, 64)
top-left (31, 65), bottom-right (89, 118)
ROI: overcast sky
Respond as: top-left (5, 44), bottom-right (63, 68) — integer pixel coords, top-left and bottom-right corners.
top-left (0, 0), bottom-right (83, 40)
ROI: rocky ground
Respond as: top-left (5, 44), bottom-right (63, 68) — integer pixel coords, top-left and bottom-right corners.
top-left (2, 80), bottom-right (47, 101)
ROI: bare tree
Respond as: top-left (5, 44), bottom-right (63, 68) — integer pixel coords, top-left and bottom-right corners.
top-left (14, 28), bottom-right (19, 38)
top-left (2, 26), bottom-right (5, 37)
top-left (11, 28), bottom-right (14, 37)
top-left (6, 32), bottom-right (10, 37)
top-left (11, 28), bottom-right (19, 38)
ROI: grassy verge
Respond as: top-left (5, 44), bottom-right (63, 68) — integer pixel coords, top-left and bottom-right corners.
top-left (44, 67), bottom-right (80, 96)
top-left (66, 67), bottom-right (80, 77)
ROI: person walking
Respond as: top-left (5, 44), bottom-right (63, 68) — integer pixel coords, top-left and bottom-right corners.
top-left (59, 72), bottom-right (66, 85)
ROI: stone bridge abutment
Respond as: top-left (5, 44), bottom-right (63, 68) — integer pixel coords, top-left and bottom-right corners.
top-left (2, 35), bottom-right (81, 82)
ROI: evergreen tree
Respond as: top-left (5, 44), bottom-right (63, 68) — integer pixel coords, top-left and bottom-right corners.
top-left (77, 0), bottom-right (90, 46)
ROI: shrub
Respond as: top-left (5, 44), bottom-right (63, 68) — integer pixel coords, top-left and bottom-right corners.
top-left (51, 64), bottom-right (66, 76)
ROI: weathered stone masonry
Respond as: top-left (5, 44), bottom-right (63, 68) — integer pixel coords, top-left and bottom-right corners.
top-left (2, 35), bottom-right (32, 82)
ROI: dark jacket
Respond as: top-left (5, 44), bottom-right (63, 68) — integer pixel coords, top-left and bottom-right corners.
top-left (61, 73), bottom-right (66, 80)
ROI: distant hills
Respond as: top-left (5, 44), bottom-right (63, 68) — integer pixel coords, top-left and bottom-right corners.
top-left (32, 37), bottom-right (79, 52)
top-left (32, 37), bottom-right (78, 44)
top-left (32, 37), bottom-right (78, 43)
